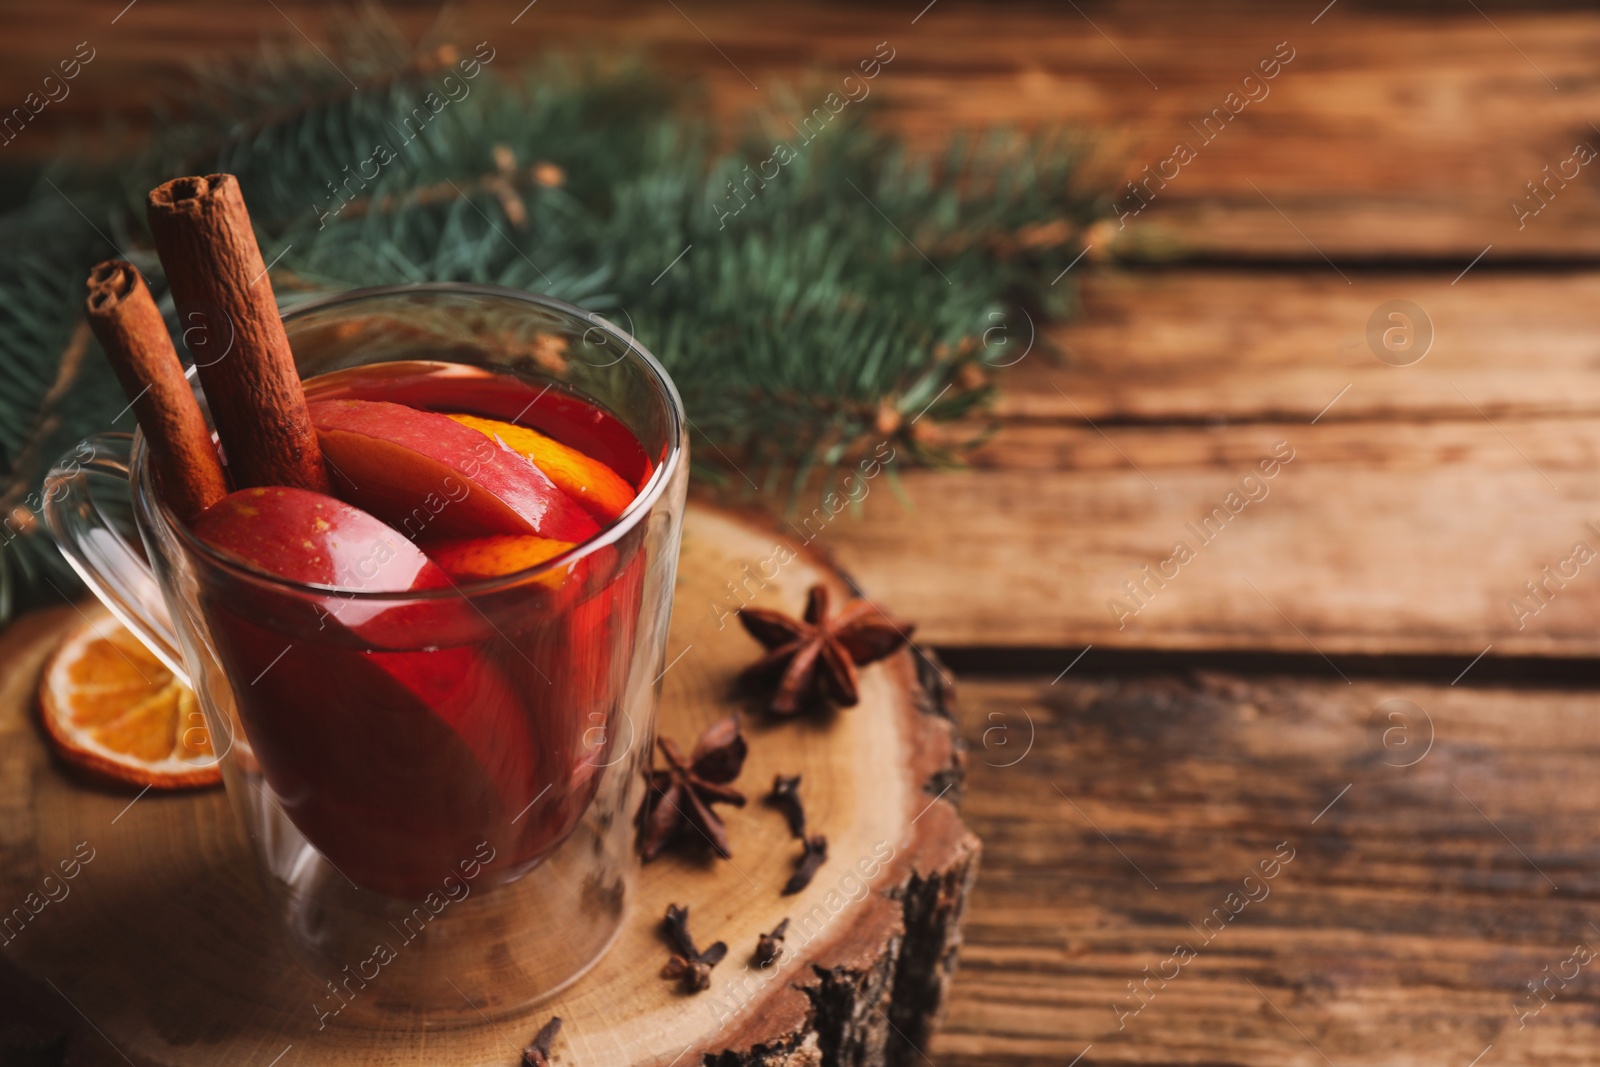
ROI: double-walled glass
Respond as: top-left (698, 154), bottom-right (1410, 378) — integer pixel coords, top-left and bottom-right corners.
top-left (44, 285), bottom-right (688, 1021)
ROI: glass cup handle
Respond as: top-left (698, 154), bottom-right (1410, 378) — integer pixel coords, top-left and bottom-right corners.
top-left (41, 432), bottom-right (189, 682)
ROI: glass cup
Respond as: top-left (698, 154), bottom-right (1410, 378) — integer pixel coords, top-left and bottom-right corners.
top-left (43, 284), bottom-right (688, 1021)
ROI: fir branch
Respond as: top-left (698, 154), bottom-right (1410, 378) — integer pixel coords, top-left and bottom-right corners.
top-left (0, 12), bottom-right (1109, 619)
top-left (0, 321), bottom-right (92, 519)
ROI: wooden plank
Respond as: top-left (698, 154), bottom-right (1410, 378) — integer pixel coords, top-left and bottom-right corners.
top-left (1005, 270), bottom-right (1600, 423)
top-left (935, 673), bottom-right (1600, 1067)
top-left (810, 267), bottom-right (1600, 656)
top-left (820, 415), bottom-right (1600, 656)
top-left (4, 2), bottom-right (1599, 257)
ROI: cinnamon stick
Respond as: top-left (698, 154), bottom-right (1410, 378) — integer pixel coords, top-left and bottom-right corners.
top-left (84, 261), bottom-right (229, 521)
top-left (146, 174), bottom-right (329, 493)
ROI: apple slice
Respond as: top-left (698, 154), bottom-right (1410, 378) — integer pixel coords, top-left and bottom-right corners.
top-left (309, 399), bottom-right (599, 544)
top-left (191, 486), bottom-right (464, 645)
top-left (190, 488), bottom-right (557, 897)
top-left (448, 413), bottom-right (637, 523)
top-left (204, 610), bottom-right (543, 898)
top-left (192, 486), bottom-right (448, 592)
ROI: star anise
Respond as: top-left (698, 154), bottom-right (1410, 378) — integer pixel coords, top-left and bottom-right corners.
top-left (638, 716), bottom-right (748, 860)
top-left (737, 585), bottom-right (913, 716)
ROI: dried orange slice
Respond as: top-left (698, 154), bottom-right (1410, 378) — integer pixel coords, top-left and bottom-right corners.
top-left (38, 610), bottom-right (221, 789)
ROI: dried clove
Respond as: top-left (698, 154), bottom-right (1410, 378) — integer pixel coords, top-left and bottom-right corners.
top-left (521, 1016), bottom-right (562, 1067)
top-left (782, 835), bottom-right (829, 895)
top-left (638, 717), bottom-right (748, 860)
top-left (661, 904), bottom-right (728, 993)
top-left (662, 953), bottom-right (718, 993)
top-left (754, 918), bottom-right (791, 967)
top-left (767, 774), bottom-right (807, 838)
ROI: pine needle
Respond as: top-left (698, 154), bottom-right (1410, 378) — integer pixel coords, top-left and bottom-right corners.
top-left (0, 14), bottom-right (1107, 619)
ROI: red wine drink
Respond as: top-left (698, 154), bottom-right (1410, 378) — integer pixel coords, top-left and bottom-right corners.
top-left (191, 362), bottom-right (655, 898)
top-left (48, 286), bottom-right (688, 1018)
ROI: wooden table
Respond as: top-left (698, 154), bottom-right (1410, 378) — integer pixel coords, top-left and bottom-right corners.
top-left (6, 2), bottom-right (1600, 1064)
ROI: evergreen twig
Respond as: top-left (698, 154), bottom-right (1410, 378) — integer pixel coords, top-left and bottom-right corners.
top-left (0, 15), bottom-right (1109, 619)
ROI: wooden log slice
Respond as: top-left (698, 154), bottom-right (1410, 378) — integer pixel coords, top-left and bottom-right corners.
top-left (0, 503), bottom-right (977, 1067)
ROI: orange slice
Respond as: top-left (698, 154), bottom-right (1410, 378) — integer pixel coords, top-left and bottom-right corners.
top-left (447, 413), bottom-right (636, 523)
top-left (426, 534), bottom-right (575, 583)
top-left (38, 611), bottom-right (221, 789)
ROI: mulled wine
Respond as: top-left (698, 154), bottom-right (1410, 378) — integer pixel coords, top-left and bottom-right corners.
top-left (189, 361), bottom-right (654, 898)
